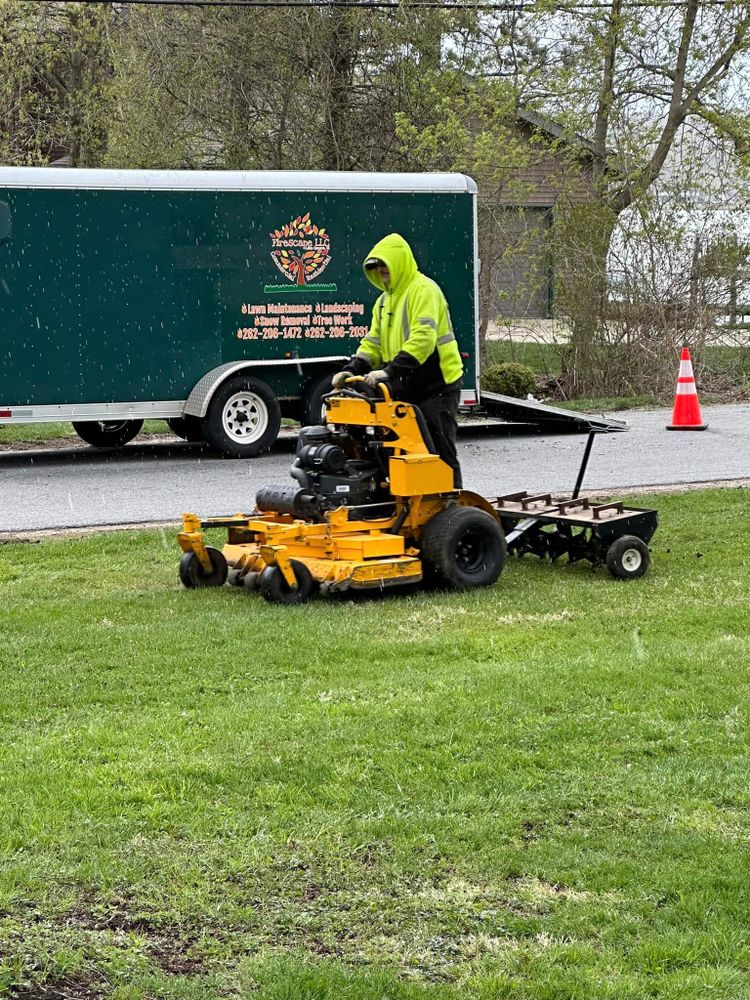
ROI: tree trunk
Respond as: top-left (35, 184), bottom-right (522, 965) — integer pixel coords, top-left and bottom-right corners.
top-left (320, 8), bottom-right (357, 171)
top-left (552, 203), bottom-right (617, 397)
top-left (68, 43), bottom-right (83, 167)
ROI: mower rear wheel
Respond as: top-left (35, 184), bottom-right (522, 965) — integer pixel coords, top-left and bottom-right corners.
top-left (421, 505), bottom-right (506, 590)
top-left (605, 535), bottom-right (650, 580)
top-left (179, 547), bottom-right (228, 588)
top-left (259, 560), bottom-right (315, 605)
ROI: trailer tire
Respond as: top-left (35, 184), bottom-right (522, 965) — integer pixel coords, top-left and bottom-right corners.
top-left (605, 535), bottom-right (650, 580)
top-left (72, 419), bottom-right (143, 449)
top-left (259, 560), bottom-right (315, 605)
top-left (202, 376), bottom-right (281, 458)
top-left (179, 547), bottom-right (228, 588)
top-left (302, 372), bottom-right (334, 426)
top-left (421, 505), bottom-right (506, 590)
top-left (167, 416), bottom-right (204, 442)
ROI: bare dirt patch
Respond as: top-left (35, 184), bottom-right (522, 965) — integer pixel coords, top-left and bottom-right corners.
top-left (10, 975), bottom-right (106, 999)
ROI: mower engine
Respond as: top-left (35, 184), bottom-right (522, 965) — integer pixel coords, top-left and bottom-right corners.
top-left (255, 423), bottom-right (391, 521)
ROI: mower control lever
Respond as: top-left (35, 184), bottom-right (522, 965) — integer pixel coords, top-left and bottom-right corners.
top-left (323, 377), bottom-right (392, 403)
top-left (343, 376), bottom-right (393, 402)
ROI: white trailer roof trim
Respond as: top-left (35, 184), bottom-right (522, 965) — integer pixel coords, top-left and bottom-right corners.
top-left (0, 167), bottom-right (477, 195)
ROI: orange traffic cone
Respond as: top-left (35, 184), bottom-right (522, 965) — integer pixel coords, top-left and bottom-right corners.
top-left (666, 346), bottom-right (707, 431)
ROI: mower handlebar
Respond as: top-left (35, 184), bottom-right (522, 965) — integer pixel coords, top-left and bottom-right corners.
top-left (323, 376), bottom-right (392, 403)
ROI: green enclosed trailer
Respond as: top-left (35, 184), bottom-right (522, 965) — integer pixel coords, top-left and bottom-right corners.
top-left (0, 168), bottom-right (481, 456)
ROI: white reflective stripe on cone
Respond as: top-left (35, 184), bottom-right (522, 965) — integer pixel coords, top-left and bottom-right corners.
top-left (676, 382), bottom-right (698, 394)
top-left (679, 359), bottom-right (694, 377)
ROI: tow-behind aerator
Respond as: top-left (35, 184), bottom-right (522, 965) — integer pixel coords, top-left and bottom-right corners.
top-left (177, 379), bottom-right (657, 603)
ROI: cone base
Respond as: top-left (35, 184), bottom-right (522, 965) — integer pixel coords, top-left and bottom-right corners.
top-left (666, 423), bottom-right (708, 431)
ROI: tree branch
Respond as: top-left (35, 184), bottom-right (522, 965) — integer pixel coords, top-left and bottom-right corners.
top-left (592, 0), bottom-right (622, 192)
top-left (608, 0), bottom-right (699, 213)
top-left (681, 14), bottom-right (750, 114)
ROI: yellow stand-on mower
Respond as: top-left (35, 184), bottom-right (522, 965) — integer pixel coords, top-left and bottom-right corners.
top-left (177, 378), bottom-right (507, 604)
top-left (177, 378), bottom-right (658, 602)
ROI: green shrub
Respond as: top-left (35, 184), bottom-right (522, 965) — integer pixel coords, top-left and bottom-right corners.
top-left (481, 361), bottom-right (536, 397)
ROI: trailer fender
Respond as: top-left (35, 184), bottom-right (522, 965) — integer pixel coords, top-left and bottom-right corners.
top-left (183, 358), bottom-right (347, 418)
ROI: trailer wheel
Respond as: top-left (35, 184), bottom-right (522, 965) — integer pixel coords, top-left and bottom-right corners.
top-left (259, 560), bottom-right (315, 605)
top-left (302, 372), bottom-right (334, 426)
top-left (605, 536), bottom-right (650, 580)
top-left (72, 419), bottom-right (143, 448)
top-left (179, 547), bottom-right (228, 588)
top-left (421, 506), bottom-right (506, 590)
top-left (167, 416), bottom-right (204, 442)
top-left (202, 376), bottom-right (281, 458)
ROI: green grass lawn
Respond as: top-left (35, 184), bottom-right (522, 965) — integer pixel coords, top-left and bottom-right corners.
top-left (1, 488), bottom-right (749, 999)
top-left (485, 340), bottom-right (563, 374)
top-left (485, 341), bottom-right (750, 380)
top-left (0, 420), bottom-right (170, 445)
top-left (0, 419), bottom-right (297, 448)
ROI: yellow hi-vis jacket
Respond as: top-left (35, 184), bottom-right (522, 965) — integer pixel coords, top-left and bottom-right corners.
top-left (348, 233), bottom-right (463, 401)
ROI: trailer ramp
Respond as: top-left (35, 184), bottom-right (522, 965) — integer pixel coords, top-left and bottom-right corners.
top-left (479, 391), bottom-right (627, 433)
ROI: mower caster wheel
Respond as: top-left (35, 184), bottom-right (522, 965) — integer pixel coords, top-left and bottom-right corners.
top-left (259, 560), bottom-right (315, 605)
top-left (179, 547), bottom-right (228, 588)
top-left (227, 568), bottom-right (245, 588)
top-left (243, 571), bottom-right (260, 592)
top-left (605, 535), bottom-right (650, 580)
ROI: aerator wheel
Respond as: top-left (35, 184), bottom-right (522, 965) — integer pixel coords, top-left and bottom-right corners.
top-left (259, 560), bottom-right (315, 605)
top-left (420, 505), bottom-right (506, 590)
top-left (72, 419), bottom-right (143, 448)
top-left (605, 535), bottom-right (651, 580)
top-left (179, 547), bottom-right (229, 588)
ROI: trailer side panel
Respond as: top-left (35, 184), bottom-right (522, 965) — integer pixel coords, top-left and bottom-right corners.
top-left (0, 174), bottom-right (477, 412)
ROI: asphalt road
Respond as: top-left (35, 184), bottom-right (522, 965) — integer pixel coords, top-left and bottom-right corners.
top-left (1, 403), bottom-right (748, 533)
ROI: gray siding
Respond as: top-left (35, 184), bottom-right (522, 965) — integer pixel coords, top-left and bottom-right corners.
top-left (491, 207), bottom-right (553, 320)
top-left (482, 119), bottom-right (596, 323)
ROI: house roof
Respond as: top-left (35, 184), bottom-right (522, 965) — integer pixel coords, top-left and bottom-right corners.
top-left (517, 107), bottom-right (599, 159)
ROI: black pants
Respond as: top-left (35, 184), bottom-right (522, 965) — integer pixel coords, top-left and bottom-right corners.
top-left (420, 390), bottom-right (463, 489)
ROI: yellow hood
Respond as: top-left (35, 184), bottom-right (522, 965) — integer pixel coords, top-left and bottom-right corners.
top-left (363, 233), bottom-right (418, 294)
